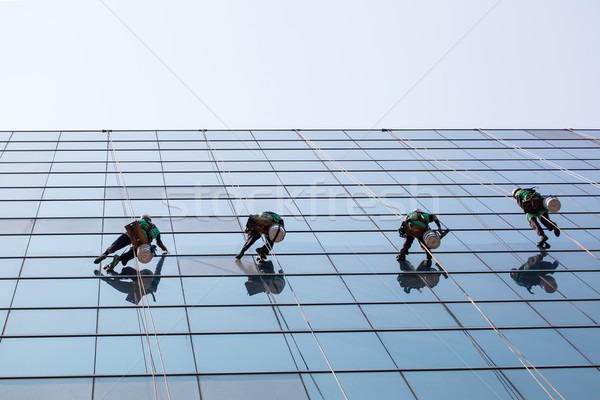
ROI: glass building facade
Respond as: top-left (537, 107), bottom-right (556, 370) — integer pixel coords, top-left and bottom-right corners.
top-left (0, 129), bottom-right (598, 399)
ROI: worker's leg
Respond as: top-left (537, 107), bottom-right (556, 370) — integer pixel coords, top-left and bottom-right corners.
top-left (529, 217), bottom-right (549, 248)
top-left (397, 236), bottom-right (414, 261)
top-left (540, 213), bottom-right (560, 237)
top-left (95, 233), bottom-right (131, 264)
top-left (418, 240), bottom-right (433, 260)
top-left (529, 217), bottom-right (546, 238)
top-left (236, 230), bottom-right (261, 259)
top-left (117, 247), bottom-right (136, 266)
top-left (256, 237), bottom-right (275, 259)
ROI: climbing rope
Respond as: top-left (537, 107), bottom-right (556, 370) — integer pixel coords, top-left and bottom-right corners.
top-left (299, 129), bottom-right (567, 399)
top-left (386, 129), bottom-right (600, 263)
top-left (106, 131), bottom-right (172, 400)
top-left (203, 131), bottom-right (348, 399)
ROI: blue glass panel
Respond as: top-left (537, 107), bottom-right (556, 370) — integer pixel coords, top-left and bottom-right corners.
top-left (95, 376), bottom-right (200, 400)
top-left (406, 370), bottom-right (524, 399)
top-left (96, 335), bottom-right (197, 374)
top-left (193, 333), bottom-right (298, 372)
top-left (200, 374), bottom-right (308, 400)
top-left (98, 308), bottom-right (189, 334)
top-left (504, 367), bottom-right (600, 399)
top-left (0, 378), bottom-right (93, 400)
top-left (0, 337), bottom-right (95, 376)
top-left (4, 309), bottom-right (96, 335)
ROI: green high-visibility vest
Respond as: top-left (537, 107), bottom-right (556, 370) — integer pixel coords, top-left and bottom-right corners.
top-left (515, 189), bottom-right (546, 220)
top-left (259, 212), bottom-right (281, 224)
top-left (406, 212), bottom-right (430, 229)
top-left (139, 219), bottom-right (160, 242)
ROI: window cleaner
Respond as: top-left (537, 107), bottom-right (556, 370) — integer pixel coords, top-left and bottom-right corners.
top-left (397, 209), bottom-right (449, 261)
top-left (512, 187), bottom-right (561, 249)
top-left (236, 211), bottom-right (285, 262)
top-left (94, 214), bottom-right (169, 272)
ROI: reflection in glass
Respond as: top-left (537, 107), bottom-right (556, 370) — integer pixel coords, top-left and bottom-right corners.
top-left (397, 259), bottom-right (448, 293)
top-left (238, 259), bottom-right (286, 296)
top-left (510, 252), bottom-right (559, 294)
top-left (95, 254), bottom-right (165, 304)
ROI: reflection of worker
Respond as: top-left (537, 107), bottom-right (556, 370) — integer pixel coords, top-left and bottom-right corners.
top-left (94, 254), bottom-right (166, 304)
top-left (236, 211), bottom-right (284, 260)
top-left (398, 209), bottom-right (442, 261)
top-left (244, 260), bottom-right (286, 296)
top-left (94, 214), bottom-right (168, 271)
top-left (512, 187), bottom-right (560, 249)
top-left (397, 258), bottom-right (447, 294)
top-left (510, 252), bottom-right (559, 294)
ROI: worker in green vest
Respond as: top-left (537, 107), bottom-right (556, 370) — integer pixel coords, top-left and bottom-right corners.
top-left (397, 209), bottom-right (442, 261)
top-left (236, 211), bottom-right (284, 260)
top-left (94, 214), bottom-right (169, 271)
top-left (512, 187), bottom-right (560, 249)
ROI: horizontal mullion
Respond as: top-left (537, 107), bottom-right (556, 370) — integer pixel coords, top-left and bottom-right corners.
top-left (2, 167), bottom-right (600, 174)
top-left (0, 249), bottom-right (598, 260)
top-left (1, 297), bottom-right (599, 310)
top-left (0, 181), bottom-right (596, 189)
top-left (0, 363), bottom-right (597, 380)
top-left (0, 211), bottom-right (593, 219)
top-left (3, 145), bottom-right (599, 151)
top-left (0, 269), bottom-right (596, 281)
top-left (0, 156), bottom-right (600, 162)
top-left (1, 325), bottom-right (599, 340)
top-left (9, 297), bottom-right (600, 309)
top-left (0, 196), bottom-right (598, 202)
top-left (4, 136), bottom-right (597, 143)
top-left (0, 227), bottom-right (598, 237)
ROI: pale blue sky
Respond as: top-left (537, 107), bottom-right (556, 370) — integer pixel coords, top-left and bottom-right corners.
top-left (0, 0), bottom-right (598, 130)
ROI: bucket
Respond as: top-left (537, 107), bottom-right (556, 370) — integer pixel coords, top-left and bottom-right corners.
top-left (544, 196), bottom-right (561, 213)
top-left (268, 224), bottom-right (286, 243)
top-left (137, 244), bottom-right (154, 264)
top-left (422, 230), bottom-right (441, 249)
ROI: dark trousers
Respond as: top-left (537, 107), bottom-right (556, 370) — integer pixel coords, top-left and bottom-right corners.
top-left (529, 212), bottom-right (556, 238)
top-left (401, 235), bottom-right (431, 258)
top-left (106, 234), bottom-right (135, 266)
top-left (241, 230), bottom-right (274, 255)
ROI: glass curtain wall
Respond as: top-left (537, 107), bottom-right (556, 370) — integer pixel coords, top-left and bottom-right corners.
top-left (0, 129), bottom-right (598, 399)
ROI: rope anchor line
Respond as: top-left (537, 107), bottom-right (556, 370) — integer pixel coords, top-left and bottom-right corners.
top-left (300, 129), bottom-right (567, 400)
top-left (106, 131), bottom-right (173, 400)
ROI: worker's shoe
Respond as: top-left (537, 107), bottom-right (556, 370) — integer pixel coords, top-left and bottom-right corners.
top-left (256, 248), bottom-right (267, 260)
top-left (94, 253), bottom-right (108, 264)
top-left (104, 254), bottom-right (120, 272)
top-left (396, 250), bottom-right (407, 261)
top-left (235, 252), bottom-right (244, 260)
top-left (554, 228), bottom-right (561, 237)
top-left (536, 235), bottom-right (550, 250)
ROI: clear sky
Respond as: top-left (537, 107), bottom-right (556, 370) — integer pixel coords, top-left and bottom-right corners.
top-left (0, 0), bottom-right (598, 130)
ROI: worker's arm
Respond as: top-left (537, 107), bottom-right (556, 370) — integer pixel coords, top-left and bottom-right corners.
top-left (431, 215), bottom-right (443, 233)
top-left (155, 235), bottom-right (169, 253)
top-left (514, 195), bottom-right (525, 209)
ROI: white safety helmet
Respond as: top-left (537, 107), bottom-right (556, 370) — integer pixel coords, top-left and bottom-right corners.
top-left (412, 208), bottom-right (423, 214)
top-left (512, 188), bottom-right (521, 198)
top-left (140, 214), bottom-right (152, 222)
